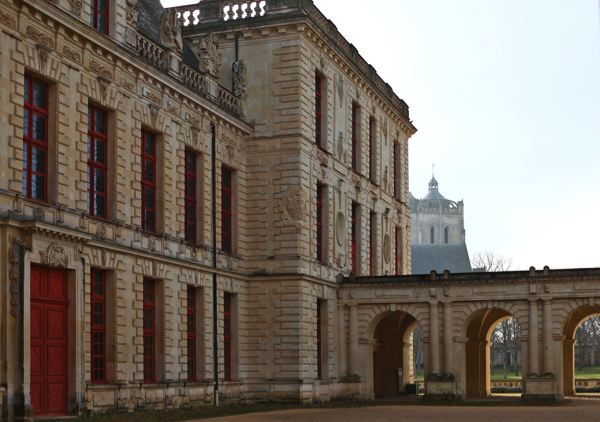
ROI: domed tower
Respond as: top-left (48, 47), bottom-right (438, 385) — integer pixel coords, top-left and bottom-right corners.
top-left (410, 175), bottom-right (471, 273)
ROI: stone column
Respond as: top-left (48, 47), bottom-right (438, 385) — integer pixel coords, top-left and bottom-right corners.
top-left (542, 299), bottom-right (553, 374)
top-left (430, 302), bottom-right (440, 374)
top-left (349, 304), bottom-right (358, 374)
top-left (453, 336), bottom-right (469, 398)
top-left (338, 305), bottom-right (347, 376)
top-left (529, 299), bottom-right (539, 374)
top-left (402, 341), bottom-right (414, 387)
top-left (443, 301), bottom-right (453, 374)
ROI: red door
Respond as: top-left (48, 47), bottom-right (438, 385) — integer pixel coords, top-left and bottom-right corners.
top-left (30, 265), bottom-right (69, 416)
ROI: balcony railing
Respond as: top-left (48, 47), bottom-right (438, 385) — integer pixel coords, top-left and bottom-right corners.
top-left (136, 34), bottom-right (167, 71)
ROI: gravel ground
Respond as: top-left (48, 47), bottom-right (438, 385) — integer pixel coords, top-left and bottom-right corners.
top-left (196, 399), bottom-right (600, 422)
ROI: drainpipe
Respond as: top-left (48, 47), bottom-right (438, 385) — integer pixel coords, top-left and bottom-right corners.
top-left (210, 122), bottom-right (219, 406)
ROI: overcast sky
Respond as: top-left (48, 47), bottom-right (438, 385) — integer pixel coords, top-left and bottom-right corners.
top-left (162, 0), bottom-right (600, 271)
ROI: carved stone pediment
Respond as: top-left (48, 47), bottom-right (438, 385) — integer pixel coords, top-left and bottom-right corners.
top-left (198, 33), bottom-right (221, 78)
top-left (160, 9), bottom-right (182, 53)
top-left (41, 243), bottom-right (70, 268)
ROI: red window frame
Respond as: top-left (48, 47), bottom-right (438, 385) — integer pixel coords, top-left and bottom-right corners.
top-left (393, 142), bottom-right (399, 198)
top-left (88, 105), bottom-right (108, 218)
top-left (223, 292), bottom-right (233, 381)
top-left (351, 102), bottom-right (359, 172)
top-left (351, 202), bottom-right (358, 274)
top-left (221, 166), bottom-right (233, 254)
top-left (187, 286), bottom-right (197, 382)
top-left (316, 299), bottom-right (322, 379)
top-left (369, 211), bottom-right (376, 275)
top-left (141, 130), bottom-right (157, 233)
top-left (369, 116), bottom-right (375, 181)
top-left (91, 269), bottom-right (107, 384)
top-left (22, 74), bottom-right (49, 202)
top-left (143, 278), bottom-right (156, 383)
top-left (395, 227), bottom-right (402, 275)
top-left (316, 183), bottom-right (325, 263)
top-left (315, 72), bottom-right (323, 148)
top-left (185, 149), bottom-right (198, 244)
top-left (92, 0), bottom-right (109, 35)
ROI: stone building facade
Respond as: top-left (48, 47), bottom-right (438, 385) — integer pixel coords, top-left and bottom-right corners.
top-left (0, 0), bottom-right (414, 418)
top-left (410, 176), bottom-right (471, 274)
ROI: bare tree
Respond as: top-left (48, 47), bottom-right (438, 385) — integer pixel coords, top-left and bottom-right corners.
top-left (472, 250), bottom-right (512, 272)
top-left (575, 316), bottom-right (600, 369)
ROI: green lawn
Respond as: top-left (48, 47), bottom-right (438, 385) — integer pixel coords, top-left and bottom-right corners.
top-left (575, 366), bottom-right (600, 379)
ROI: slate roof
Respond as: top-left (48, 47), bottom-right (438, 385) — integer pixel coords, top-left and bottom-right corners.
top-left (411, 244), bottom-right (472, 274)
top-left (137, 0), bottom-right (199, 68)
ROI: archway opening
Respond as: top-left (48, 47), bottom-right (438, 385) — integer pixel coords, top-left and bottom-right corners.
top-left (563, 306), bottom-right (600, 397)
top-left (465, 308), bottom-right (522, 398)
top-left (372, 311), bottom-right (421, 398)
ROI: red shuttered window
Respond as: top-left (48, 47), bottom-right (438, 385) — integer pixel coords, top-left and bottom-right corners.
top-left (315, 72), bottom-right (323, 147)
top-left (316, 299), bottom-right (322, 379)
top-left (351, 102), bottom-right (359, 172)
top-left (143, 278), bottom-right (156, 383)
top-left (369, 116), bottom-right (376, 181)
top-left (351, 202), bottom-right (358, 274)
top-left (224, 292), bottom-right (233, 381)
top-left (187, 286), bottom-right (197, 382)
top-left (91, 269), bottom-right (106, 384)
top-left (185, 149), bottom-right (198, 244)
top-left (88, 106), bottom-right (108, 218)
top-left (221, 166), bottom-right (233, 254)
top-left (316, 183), bottom-right (325, 263)
top-left (141, 130), bottom-right (157, 233)
top-left (92, 0), bottom-right (109, 35)
top-left (22, 74), bottom-right (49, 202)
top-left (370, 211), bottom-right (376, 276)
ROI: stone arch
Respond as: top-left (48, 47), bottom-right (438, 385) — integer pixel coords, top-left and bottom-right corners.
top-left (560, 298), bottom-right (600, 396)
top-left (460, 301), bottom-right (526, 398)
top-left (361, 303), bottom-right (429, 341)
top-left (457, 300), bottom-right (528, 338)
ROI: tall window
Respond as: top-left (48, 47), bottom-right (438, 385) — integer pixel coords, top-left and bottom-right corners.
top-left (91, 269), bottom-right (106, 384)
top-left (395, 227), bottom-right (402, 275)
top-left (221, 166), bottom-right (233, 254)
top-left (92, 0), bottom-right (109, 35)
top-left (393, 142), bottom-right (400, 198)
top-left (223, 292), bottom-right (233, 381)
top-left (143, 278), bottom-right (156, 383)
top-left (430, 226), bottom-right (435, 244)
top-left (351, 102), bottom-right (360, 172)
top-left (369, 116), bottom-right (377, 182)
top-left (141, 130), bottom-right (157, 233)
top-left (185, 149), bottom-right (198, 244)
top-left (351, 202), bottom-right (359, 274)
top-left (88, 105), bottom-right (108, 218)
top-left (369, 211), bottom-right (376, 275)
top-left (316, 299), bottom-right (323, 379)
top-left (187, 286), bottom-right (197, 382)
top-left (22, 74), bottom-right (49, 201)
top-left (316, 183), bottom-right (325, 264)
top-left (315, 72), bottom-right (324, 148)
top-left (444, 226), bottom-right (449, 244)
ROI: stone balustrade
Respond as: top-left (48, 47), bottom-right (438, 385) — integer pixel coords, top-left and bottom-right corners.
top-left (182, 64), bottom-right (208, 96)
top-left (136, 34), bottom-right (167, 71)
top-left (176, 1), bottom-right (267, 26)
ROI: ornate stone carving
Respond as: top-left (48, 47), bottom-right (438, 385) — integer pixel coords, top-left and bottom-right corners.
top-left (160, 9), bottom-right (182, 53)
top-left (198, 33), bottom-right (220, 78)
top-left (383, 234), bottom-right (391, 263)
top-left (63, 45), bottom-right (81, 63)
top-left (0, 10), bottom-right (17, 29)
top-left (281, 186), bottom-right (306, 227)
top-left (42, 243), bottom-right (69, 268)
top-left (232, 60), bottom-right (247, 99)
top-left (335, 211), bottom-right (346, 246)
top-left (68, 0), bottom-right (83, 17)
top-left (336, 73), bottom-right (344, 103)
top-left (126, 0), bottom-right (138, 25)
top-left (148, 104), bottom-right (159, 126)
top-left (9, 236), bottom-right (26, 317)
top-left (32, 206), bottom-right (45, 220)
top-left (89, 59), bottom-right (112, 79)
top-left (27, 26), bottom-right (54, 48)
top-left (95, 223), bottom-right (106, 239)
top-left (97, 76), bottom-right (111, 102)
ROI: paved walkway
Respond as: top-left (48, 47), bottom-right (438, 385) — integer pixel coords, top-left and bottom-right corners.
top-left (192, 399), bottom-right (600, 422)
